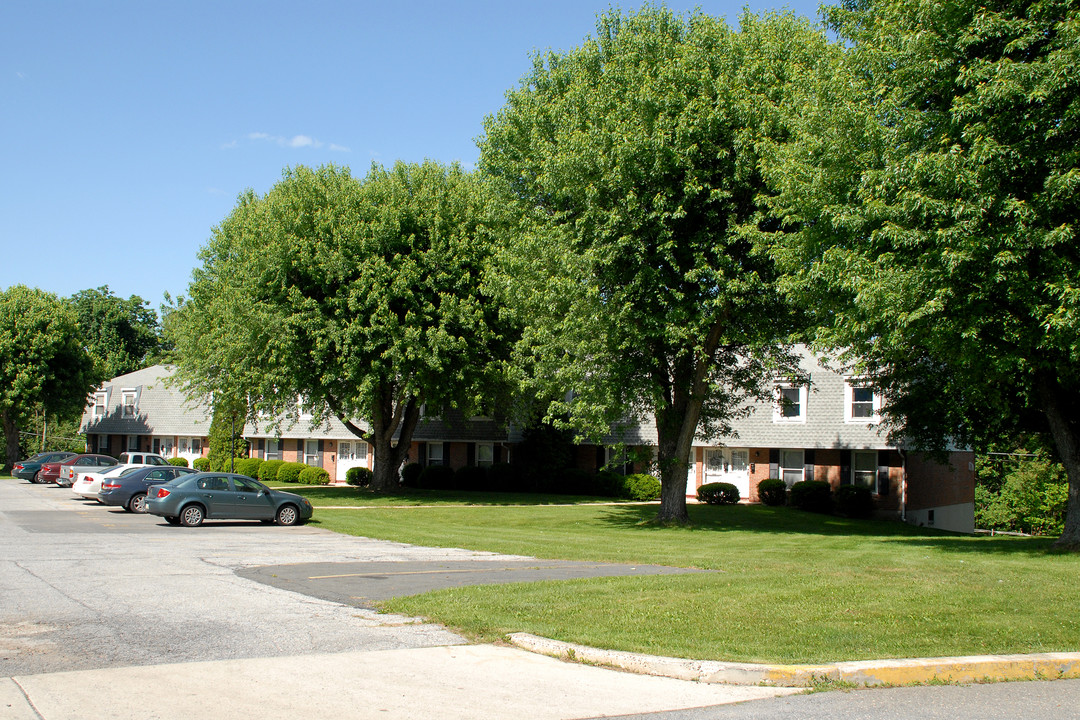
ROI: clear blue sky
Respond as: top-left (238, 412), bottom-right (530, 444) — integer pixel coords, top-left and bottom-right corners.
top-left (2, 0), bottom-right (825, 310)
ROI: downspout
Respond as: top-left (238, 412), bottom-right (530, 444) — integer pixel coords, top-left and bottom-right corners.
top-left (898, 448), bottom-right (907, 522)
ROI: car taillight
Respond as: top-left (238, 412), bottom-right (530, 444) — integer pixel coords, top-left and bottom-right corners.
top-left (102, 482), bottom-right (121, 490)
top-left (13, 464), bottom-right (24, 471)
top-left (154, 488), bottom-right (171, 499)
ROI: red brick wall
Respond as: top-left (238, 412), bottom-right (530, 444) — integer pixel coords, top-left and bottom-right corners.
top-left (905, 451), bottom-right (976, 510)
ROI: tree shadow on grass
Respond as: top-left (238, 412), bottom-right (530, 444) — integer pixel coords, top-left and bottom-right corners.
top-left (593, 504), bottom-right (1067, 557)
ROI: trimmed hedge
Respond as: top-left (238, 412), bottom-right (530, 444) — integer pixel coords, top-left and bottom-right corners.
top-left (192, 457), bottom-right (210, 472)
top-left (835, 484), bottom-right (875, 519)
top-left (418, 464), bottom-right (455, 490)
top-left (297, 466), bottom-right (330, 485)
top-left (486, 462), bottom-right (515, 492)
top-left (276, 462), bottom-right (308, 484)
top-left (455, 465), bottom-right (488, 491)
top-left (258, 459), bottom-right (285, 482)
top-left (757, 478), bottom-right (787, 506)
top-left (234, 457), bottom-right (263, 479)
top-left (167, 457), bottom-right (189, 467)
top-left (621, 473), bottom-right (661, 501)
top-left (697, 481), bottom-right (740, 505)
top-left (790, 480), bottom-right (833, 514)
top-left (346, 466), bottom-right (373, 487)
top-left (401, 462), bottom-right (423, 488)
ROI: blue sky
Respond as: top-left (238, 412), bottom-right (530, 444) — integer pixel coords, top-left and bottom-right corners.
top-left (2, 0), bottom-right (825, 310)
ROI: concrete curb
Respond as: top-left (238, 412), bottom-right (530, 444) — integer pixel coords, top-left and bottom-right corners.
top-left (507, 633), bottom-right (1080, 687)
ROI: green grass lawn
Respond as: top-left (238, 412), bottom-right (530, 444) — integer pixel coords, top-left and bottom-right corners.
top-left (285, 489), bottom-right (1080, 665)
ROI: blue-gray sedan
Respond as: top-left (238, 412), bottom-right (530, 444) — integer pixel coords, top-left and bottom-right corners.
top-left (144, 472), bottom-right (314, 527)
top-left (98, 465), bottom-right (197, 512)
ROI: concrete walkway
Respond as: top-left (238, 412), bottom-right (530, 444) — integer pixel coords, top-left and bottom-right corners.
top-left (1, 645), bottom-right (799, 720)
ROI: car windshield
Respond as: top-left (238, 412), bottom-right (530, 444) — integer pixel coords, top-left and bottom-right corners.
top-left (119, 466), bottom-right (144, 477)
top-left (42, 453), bottom-right (69, 462)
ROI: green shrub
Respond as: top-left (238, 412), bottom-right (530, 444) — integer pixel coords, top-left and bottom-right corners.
top-left (835, 484), bottom-right (875, 519)
top-left (167, 457), bottom-right (189, 467)
top-left (276, 462), bottom-right (308, 484)
top-left (757, 478), bottom-right (787, 506)
top-left (234, 457), bottom-right (263, 479)
top-left (697, 481), bottom-right (740, 505)
top-left (259, 459), bottom-right (284, 482)
top-left (621, 473), bottom-right (661, 501)
top-left (346, 466), bottom-right (373, 487)
top-left (790, 480), bottom-right (833, 514)
top-left (401, 462), bottom-right (423, 488)
top-left (455, 465), bottom-right (488, 491)
top-left (594, 470), bottom-right (626, 497)
top-left (192, 457), bottom-right (210, 472)
top-left (486, 462), bottom-right (515, 491)
top-left (418, 464), bottom-right (455, 490)
top-left (298, 466), bottom-right (330, 485)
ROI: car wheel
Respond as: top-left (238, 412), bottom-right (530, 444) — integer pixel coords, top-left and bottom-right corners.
top-left (165, 516), bottom-right (181, 526)
top-left (32, 471), bottom-right (42, 484)
top-left (275, 504), bottom-right (299, 526)
top-left (180, 505), bottom-right (204, 527)
top-left (128, 493), bottom-right (147, 513)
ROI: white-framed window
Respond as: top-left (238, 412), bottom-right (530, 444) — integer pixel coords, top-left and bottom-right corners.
top-left (476, 443), bottom-right (494, 467)
top-left (121, 389), bottom-right (137, 417)
top-left (92, 392), bottom-right (107, 419)
top-left (96, 435), bottom-right (109, 453)
top-left (773, 384), bottom-right (807, 423)
top-left (844, 381), bottom-right (881, 423)
top-left (265, 439), bottom-right (280, 460)
top-left (779, 449), bottom-right (804, 486)
top-left (605, 446), bottom-right (631, 474)
top-left (427, 442), bottom-right (444, 466)
top-left (304, 440), bottom-right (319, 466)
top-left (852, 450), bottom-right (877, 490)
top-left (127, 434), bottom-right (139, 451)
top-left (191, 438), bottom-right (202, 454)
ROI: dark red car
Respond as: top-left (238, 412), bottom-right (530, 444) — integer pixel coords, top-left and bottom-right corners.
top-left (38, 453), bottom-right (118, 485)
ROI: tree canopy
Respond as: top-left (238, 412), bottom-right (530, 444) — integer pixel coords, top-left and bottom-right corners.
top-left (0, 285), bottom-right (98, 468)
top-left (765, 0), bottom-right (1080, 545)
top-left (71, 285), bottom-right (162, 379)
top-left (480, 6), bottom-right (838, 522)
top-left (167, 162), bottom-right (510, 490)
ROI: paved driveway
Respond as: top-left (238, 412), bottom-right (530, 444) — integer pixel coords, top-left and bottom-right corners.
top-left (0, 479), bottom-right (796, 719)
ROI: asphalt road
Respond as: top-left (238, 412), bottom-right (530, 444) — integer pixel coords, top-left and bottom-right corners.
top-left (3, 478), bottom-right (1079, 720)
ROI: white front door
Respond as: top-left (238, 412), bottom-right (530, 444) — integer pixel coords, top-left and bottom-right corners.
top-left (704, 448), bottom-right (750, 500)
top-left (336, 441), bottom-right (369, 482)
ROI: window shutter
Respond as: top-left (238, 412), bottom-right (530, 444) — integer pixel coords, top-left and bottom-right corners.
top-left (877, 461), bottom-right (890, 496)
top-left (258, 439), bottom-right (264, 452)
top-left (318, 439), bottom-right (325, 467)
top-left (596, 446), bottom-right (605, 469)
top-left (804, 449), bottom-right (815, 482)
top-left (840, 449), bottom-right (851, 486)
top-left (768, 448), bottom-right (779, 480)
top-left (418, 442), bottom-right (427, 466)
top-left (494, 445), bottom-right (503, 463)
top-left (467, 443), bottom-right (475, 467)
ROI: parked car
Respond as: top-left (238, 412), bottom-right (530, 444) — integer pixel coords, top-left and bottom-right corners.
top-left (72, 464), bottom-right (142, 500)
top-left (145, 472), bottom-right (313, 527)
top-left (98, 465), bottom-right (197, 512)
top-left (12, 452), bottom-right (77, 483)
top-left (40, 453), bottom-right (118, 486)
top-left (118, 452), bottom-right (169, 466)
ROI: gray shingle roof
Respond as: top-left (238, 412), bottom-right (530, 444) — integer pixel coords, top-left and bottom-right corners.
top-left (80, 365), bottom-right (211, 436)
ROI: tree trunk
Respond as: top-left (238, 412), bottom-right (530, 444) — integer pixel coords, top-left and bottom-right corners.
top-left (1041, 377), bottom-right (1080, 550)
top-left (1, 408), bottom-right (20, 473)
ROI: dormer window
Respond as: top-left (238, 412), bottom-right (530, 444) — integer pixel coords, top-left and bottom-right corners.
top-left (121, 389), bottom-right (137, 417)
top-left (845, 381), bottom-right (881, 423)
top-left (773, 384), bottom-right (807, 423)
top-left (93, 392), bottom-right (107, 418)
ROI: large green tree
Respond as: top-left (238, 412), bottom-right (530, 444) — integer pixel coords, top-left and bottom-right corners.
top-left (0, 285), bottom-right (98, 469)
top-left (168, 162), bottom-right (510, 491)
top-left (480, 7), bottom-right (836, 522)
top-left (765, 0), bottom-right (1080, 546)
top-left (71, 286), bottom-right (162, 379)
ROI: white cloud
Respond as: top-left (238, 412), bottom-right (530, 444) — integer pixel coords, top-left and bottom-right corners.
top-left (235, 131), bottom-right (342, 151)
